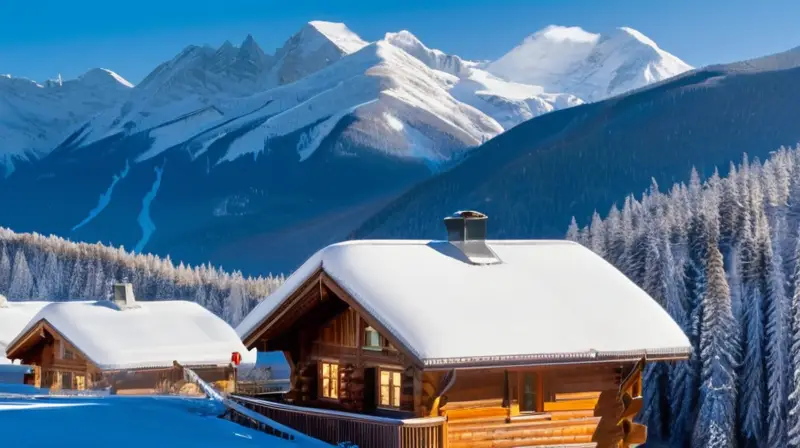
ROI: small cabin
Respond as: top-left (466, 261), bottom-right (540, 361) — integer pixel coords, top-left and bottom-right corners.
top-left (235, 211), bottom-right (691, 448)
top-left (4, 285), bottom-right (250, 395)
top-left (0, 294), bottom-right (48, 383)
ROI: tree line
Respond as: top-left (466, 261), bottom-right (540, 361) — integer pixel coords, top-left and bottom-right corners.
top-left (567, 145), bottom-right (800, 447)
top-left (0, 229), bottom-right (285, 326)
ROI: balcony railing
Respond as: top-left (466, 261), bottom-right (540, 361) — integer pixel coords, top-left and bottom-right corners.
top-left (233, 395), bottom-right (447, 448)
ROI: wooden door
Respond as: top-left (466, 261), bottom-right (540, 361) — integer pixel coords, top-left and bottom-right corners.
top-left (75, 375), bottom-right (86, 391)
top-left (363, 367), bottom-right (376, 413)
top-left (518, 372), bottom-right (542, 413)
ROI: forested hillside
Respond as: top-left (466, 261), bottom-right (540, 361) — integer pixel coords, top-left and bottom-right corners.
top-left (0, 229), bottom-right (284, 325)
top-left (567, 146), bottom-right (800, 446)
top-left (354, 46), bottom-right (800, 244)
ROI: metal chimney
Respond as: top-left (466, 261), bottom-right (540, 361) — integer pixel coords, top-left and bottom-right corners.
top-left (443, 211), bottom-right (501, 265)
top-left (113, 283), bottom-right (137, 309)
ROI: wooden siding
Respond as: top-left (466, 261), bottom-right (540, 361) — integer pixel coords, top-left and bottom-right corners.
top-left (436, 364), bottom-right (641, 448)
top-left (319, 309), bottom-right (359, 347)
top-left (443, 370), bottom-right (506, 405)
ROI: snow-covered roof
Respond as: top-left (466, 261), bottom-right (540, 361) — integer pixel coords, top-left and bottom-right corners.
top-left (7, 300), bottom-right (250, 371)
top-left (0, 300), bottom-right (49, 364)
top-left (237, 240), bottom-right (691, 369)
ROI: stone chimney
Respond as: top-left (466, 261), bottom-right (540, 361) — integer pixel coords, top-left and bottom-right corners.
top-left (113, 283), bottom-right (136, 309)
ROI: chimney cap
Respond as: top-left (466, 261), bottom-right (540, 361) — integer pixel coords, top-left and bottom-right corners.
top-left (442, 210), bottom-right (501, 265)
top-left (445, 210), bottom-right (487, 220)
top-left (444, 210), bottom-right (489, 242)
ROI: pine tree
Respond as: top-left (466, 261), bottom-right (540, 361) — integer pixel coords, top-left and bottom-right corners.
top-left (224, 274), bottom-right (247, 325)
top-left (36, 251), bottom-right (61, 300)
top-left (788, 225), bottom-right (800, 446)
top-left (68, 257), bottom-right (85, 299)
top-left (566, 217), bottom-right (580, 242)
top-left (8, 249), bottom-right (34, 299)
top-left (685, 208), bottom-right (708, 405)
top-left (693, 195), bottom-right (739, 448)
top-left (639, 213), bottom-right (670, 440)
top-left (666, 230), bottom-right (696, 446)
top-left (764, 213), bottom-right (791, 446)
top-left (738, 212), bottom-right (766, 445)
top-left (0, 244), bottom-right (11, 295)
top-left (589, 211), bottom-right (606, 257)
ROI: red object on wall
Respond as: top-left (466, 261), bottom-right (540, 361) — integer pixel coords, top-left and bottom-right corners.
top-left (231, 351), bottom-right (242, 366)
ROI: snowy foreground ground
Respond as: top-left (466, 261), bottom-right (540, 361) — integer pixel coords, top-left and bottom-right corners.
top-left (0, 388), bottom-right (299, 447)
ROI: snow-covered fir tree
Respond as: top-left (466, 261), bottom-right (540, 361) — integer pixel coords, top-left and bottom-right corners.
top-left (0, 228), bottom-right (285, 325)
top-left (567, 145), bottom-right (800, 445)
top-left (788, 225), bottom-right (800, 447)
top-left (8, 249), bottom-right (34, 299)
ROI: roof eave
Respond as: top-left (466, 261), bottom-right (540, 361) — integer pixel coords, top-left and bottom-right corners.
top-left (421, 347), bottom-right (692, 371)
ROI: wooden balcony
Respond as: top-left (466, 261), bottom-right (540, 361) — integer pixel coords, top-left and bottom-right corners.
top-left (235, 379), bottom-right (290, 396)
top-left (233, 395), bottom-right (447, 448)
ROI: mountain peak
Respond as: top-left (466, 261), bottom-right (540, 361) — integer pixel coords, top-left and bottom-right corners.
top-left (268, 21), bottom-right (367, 86)
top-left (384, 30), bottom-right (423, 47)
top-left (530, 25), bottom-right (599, 44)
top-left (240, 34), bottom-right (260, 51)
top-left (612, 27), bottom-right (658, 48)
top-left (237, 34), bottom-right (268, 63)
top-left (488, 25), bottom-right (691, 102)
top-left (592, 26), bottom-right (665, 54)
top-left (305, 21), bottom-right (368, 54)
top-left (78, 68), bottom-right (134, 89)
top-left (383, 29), bottom-right (470, 77)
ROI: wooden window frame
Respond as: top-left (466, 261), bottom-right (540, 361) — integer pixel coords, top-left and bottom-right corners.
top-left (517, 371), bottom-right (544, 414)
top-left (377, 368), bottom-right (402, 410)
top-left (363, 326), bottom-right (382, 351)
top-left (74, 374), bottom-right (86, 391)
top-left (319, 361), bottom-right (340, 401)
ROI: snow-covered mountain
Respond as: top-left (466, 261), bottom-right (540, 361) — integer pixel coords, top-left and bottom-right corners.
top-left (488, 25), bottom-right (692, 101)
top-left (0, 21), bottom-right (691, 275)
top-left (0, 69), bottom-right (132, 174)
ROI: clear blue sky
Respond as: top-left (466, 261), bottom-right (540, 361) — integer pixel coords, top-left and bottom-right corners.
top-left (2, 0), bottom-right (799, 84)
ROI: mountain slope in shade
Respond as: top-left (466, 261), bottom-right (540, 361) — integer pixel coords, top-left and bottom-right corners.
top-left (488, 25), bottom-right (692, 101)
top-left (0, 69), bottom-right (132, 173)
top-left (353, 46), bottom-right (800, 243)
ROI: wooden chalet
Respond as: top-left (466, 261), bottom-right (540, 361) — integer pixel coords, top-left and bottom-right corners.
top-left (5, 284), bottom-right (248, 395)
top-left (0, 295), bottom-right (47, 384)
top-left (235, 211), bottom-right (692, 448)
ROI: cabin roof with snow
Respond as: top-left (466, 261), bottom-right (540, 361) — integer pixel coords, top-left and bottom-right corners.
top-left (5, 300), bottom-right (250, 370)
top-left (0, 298), bottom-right (49, 364)
top-left (236, 239), bottom-right (692, 369)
